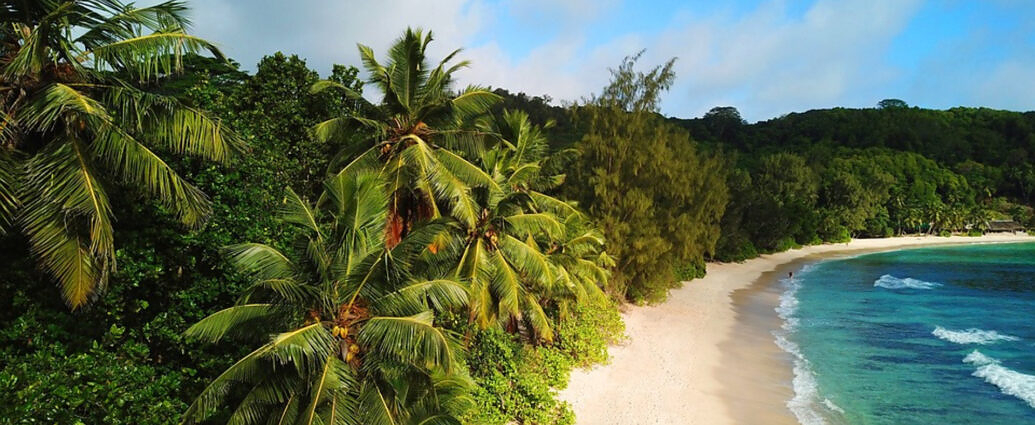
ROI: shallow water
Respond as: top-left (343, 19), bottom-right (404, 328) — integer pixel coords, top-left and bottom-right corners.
top-left (777, 242), bottom-right (1035, 424)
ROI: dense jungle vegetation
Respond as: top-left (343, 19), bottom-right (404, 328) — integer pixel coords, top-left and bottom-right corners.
top-left (1, 2), bottom-right (1032, 424)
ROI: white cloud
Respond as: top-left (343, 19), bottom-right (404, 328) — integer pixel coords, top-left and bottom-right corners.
top-left (461, 0), bottom-right (929, 121)
top-left (170, 0), bottom-right (1033, 122)
top-left (185, 0), bottom-right (489, 72)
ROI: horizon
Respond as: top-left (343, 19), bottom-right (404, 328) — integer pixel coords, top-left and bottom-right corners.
top-left (168, 0), bottom-right (1035, 122)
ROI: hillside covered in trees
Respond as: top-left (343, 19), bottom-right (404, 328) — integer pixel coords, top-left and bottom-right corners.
top-left (1, 2), bottom-right (1032, 425)
top-left (669, 103), bottom-right (1035, 260)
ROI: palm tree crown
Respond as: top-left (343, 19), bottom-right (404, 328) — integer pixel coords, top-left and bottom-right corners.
top-left (439, 110), bottom-right (610, 342)
top-left (311, 28), bottom-right (501, 249)
top-left (184, 172), bottom-right (472, 425)
top-left (0, 0), bottom-right (241, 308)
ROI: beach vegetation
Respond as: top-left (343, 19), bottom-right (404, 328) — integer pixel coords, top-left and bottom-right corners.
top-left (565, 53), bottom-right (728, 303)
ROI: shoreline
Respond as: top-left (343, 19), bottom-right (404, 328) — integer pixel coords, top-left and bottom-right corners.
top-left (558, 233), bottom-right (1035, 425)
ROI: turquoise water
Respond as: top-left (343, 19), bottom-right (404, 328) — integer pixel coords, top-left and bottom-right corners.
top-left (777, 242), bottom-right (1035, 425)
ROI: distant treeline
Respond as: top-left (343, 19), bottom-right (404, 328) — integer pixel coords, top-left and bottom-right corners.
top-left (673, 103), bottom-right (1035, 260)
top-left (494, 90), bottom-right (1034, 270)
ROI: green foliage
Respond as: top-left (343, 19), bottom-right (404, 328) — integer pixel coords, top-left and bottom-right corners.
top-left (714, 146), bottom-right (993, 261)
top-left (1, 0), bottom-right (240, 308)
top-left (566, 53), bottom-right (728, 303)
top-left (464, 329), bottom-right (574, 425)
top-left (674, 261), bottom-right (707, 281)
top-left (462, 298), bottom-right (622, 425)
top-left (0, 332), bottom-right (188, 425)
top-left (553, 302), bottom-right (625, 367)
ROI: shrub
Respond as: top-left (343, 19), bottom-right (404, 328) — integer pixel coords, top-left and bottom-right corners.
top-left (674, 261), bottom-right (707, 281)
top-left (464, 329), bottom-right (575, 425)
top-left (464, 302), bottom-right (624, 425)
top-left (773, 237), bottom-right (800, 253)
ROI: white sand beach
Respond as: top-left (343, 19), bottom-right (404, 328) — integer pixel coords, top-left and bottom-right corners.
top-left (558, 234), bottom-right (1035, 425)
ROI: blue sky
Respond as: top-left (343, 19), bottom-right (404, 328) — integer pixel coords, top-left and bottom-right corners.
top-left (180, 0), bottom-right (1035, 122)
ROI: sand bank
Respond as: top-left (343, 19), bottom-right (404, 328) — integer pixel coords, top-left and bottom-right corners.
top-left (558, 234), bottom-right (1035, 425)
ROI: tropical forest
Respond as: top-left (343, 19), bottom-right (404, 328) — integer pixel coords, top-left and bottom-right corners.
top-left (2, 2), bottom-right (1034, 425)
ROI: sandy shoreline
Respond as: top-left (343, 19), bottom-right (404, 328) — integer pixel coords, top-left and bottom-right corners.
top-left (558, 234), bottom-right (1035, 425)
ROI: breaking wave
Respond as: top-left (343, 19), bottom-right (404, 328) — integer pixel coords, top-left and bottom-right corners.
top-left (774, 270), bottom-right (844, 424)
top-left (933, 326), bottom-right (1020, 345)
top-left (873, 274), bottom-right (942, 290)
top-left (964, 351), bottom-right (1035, 409)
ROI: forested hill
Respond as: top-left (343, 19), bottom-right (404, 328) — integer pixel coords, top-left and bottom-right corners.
top-left (665, 103), bottom-right (1035, 261)
top-left (671, 104), bottom-right (1035, 168)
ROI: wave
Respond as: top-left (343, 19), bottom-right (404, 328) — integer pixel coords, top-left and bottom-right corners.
top-left (933, 326), bottom-right (1020, 345)
top-left (774, 273), bottom-right (844, 425)
top-left (963, 350), bottom-right (1035, 409)
top-left (873, 274), bottom-right (942, 290)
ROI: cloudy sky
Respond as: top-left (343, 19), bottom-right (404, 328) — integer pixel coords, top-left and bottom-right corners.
top-left (175, 0), bottom-right (1035, 122)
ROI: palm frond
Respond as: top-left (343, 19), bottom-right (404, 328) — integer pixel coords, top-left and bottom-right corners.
top-left (91, 125), bottom-right (212, 226)
top-left (372, 279), bottom-right (468, 316)
top-left (143, 105), bottom-right (242, 163)
top-left (522, 292), bottom-right (553, 342)
top-left (0, 152), bottom-right (19, 232)
top-left (488, 251), bottom-right (521, 320)
top-left (504, 213), bottom-right (564, 239)
top-left (76, 1), bottom-right (192, 47)
top-left (18, 83), bottom-right (110, 132)
top-left (91, 31), bottom-right (225, 81)
top-left (300, 356), bottom-right (354, 425)
top-left (183, 344), bottom-right (274, 423)
top-left (267, 323), bottom-right (337, 372)
top-left (448, 87), bottom-right (500, 122)
top-left (223, 243), bottom-right (295, 280)
top-left (499, 235), bottom-right (553, 283)
top-left (280, 186), bottom-right (323, 236)
top-left (359, 311), bottom-right (458, 372)
top-left (184, 304), bottom-right (279, 343)
top-left (528, 190), bottom-right (580, 217)
top-left (20, 139), bottom-right (114, 308)
top-left (433, 148), bottom-right (498, 191)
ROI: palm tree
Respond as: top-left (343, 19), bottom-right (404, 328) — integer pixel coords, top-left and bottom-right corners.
top-left (310, 28), bottom-right (500, 249)
top-left (542, 214), bottom-right (613, 319)
top-left (0, 0), bottom-right (240, 308)
top-left (183, 171), bottom-right (471, 425)
top-left (445, 111), bottom-right (608, 342)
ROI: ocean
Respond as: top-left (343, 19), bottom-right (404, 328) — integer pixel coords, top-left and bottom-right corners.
top-left (776, 242), bottom-right (1035, 425)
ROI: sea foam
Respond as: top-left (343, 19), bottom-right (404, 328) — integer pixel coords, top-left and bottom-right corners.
top-left (873, 274), bottom-right (942, 290)
top-left (933, 326), bottom-right (1020, 345)
top-left (774, 272), bottom-right (843, 425)
top-left (963, 350), bottom-right (1035, 409)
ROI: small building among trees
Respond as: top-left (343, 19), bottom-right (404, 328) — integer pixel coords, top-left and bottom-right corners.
top-left (986, 219), bottom-right (1025, 233)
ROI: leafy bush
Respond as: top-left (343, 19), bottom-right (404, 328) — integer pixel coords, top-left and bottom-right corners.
top-left (773, 236), bottom-right (801, 253)
top-left (0, 329), bottom-right (189, 425)
top-left (465, 329), bottom-right (576, 425)
top-left (939, 229), bottom-right (952, 237)
top-left (554, 302), bottom-right (626, 367)
top-left (464, 302), bottom-right (624, 425)
top-left (674, 261), bottom-right (707, 281)
top-left (714, 234), bottom-right (759, 262)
